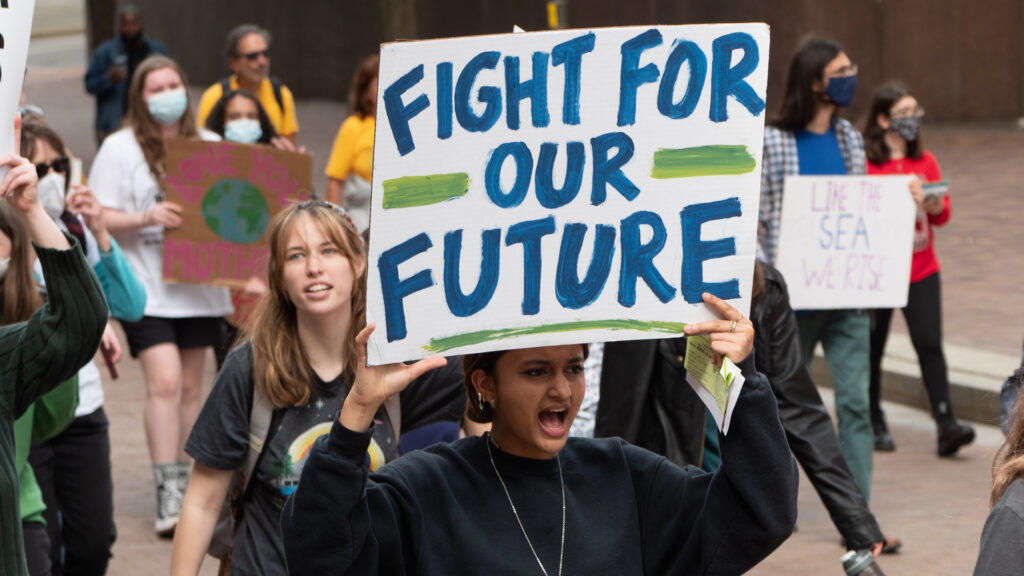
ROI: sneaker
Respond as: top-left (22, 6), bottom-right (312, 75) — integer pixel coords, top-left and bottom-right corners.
top-left (155, 481), bottom-right (182, 537)
top-left (937, 419), bottom-right (975, 457)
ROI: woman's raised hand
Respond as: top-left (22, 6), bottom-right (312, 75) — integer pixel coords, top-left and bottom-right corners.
top-left (0, 116), bottom-right (40, 215)
top-left (683, 292), bottom-right (754, 366)
top-left (338, 323), bottom-right (447, 432)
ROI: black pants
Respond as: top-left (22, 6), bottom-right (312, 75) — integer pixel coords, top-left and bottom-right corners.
top-left (23, 521), bottom-right (52, 576)
top-left (869, 272), bottom-right (953, 423)
top-left (28, 407), bottom-right (115, 576)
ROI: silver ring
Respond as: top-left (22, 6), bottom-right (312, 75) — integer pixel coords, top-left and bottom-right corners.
top-left (729, 320), bottom-right (737, 333)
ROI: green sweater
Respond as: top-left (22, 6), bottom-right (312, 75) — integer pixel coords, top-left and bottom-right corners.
top-left (0, 237), bottom-right (108, 576)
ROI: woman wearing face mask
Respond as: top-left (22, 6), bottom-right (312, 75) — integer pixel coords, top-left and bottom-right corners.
top-left (324, 54), bottom-right (378, 230)
top-left (0, 116), bottom-right (108, 576)
top-left (20, 119), bottom-right (147, 574)
top-left (89, 55), bottom-right (233, 537)
top-left (757, 36), bottom-right (879, 506)
top-left (281, 293), bottom-right (798, 575)
top-left (863, 83), bottom-right (973, 457)
top-left (204, 89), bottom-right (282, 148)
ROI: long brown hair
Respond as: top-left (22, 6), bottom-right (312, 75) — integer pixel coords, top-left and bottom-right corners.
top-left (248, 201), bottom-right (366, 408)
top-left (862, 82), bottom-right (923, 166)
top-left (0, 200), bottom-right (42, 325)
top-left (125, 55), bottom-right (198, 185)
top-left (771, 36), bottom-right (842, 132)
top-left (992, 391), bottom-right (1024, 506)
top-left (348, 54), bottom-right (379, 119)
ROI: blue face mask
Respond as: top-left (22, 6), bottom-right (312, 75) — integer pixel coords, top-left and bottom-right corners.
top-left (224, 118), bottom-right (263, 144)
top-left (147, 88), bottom-right (188, 125)
top-left (824, 74), bottom-right (857, 108)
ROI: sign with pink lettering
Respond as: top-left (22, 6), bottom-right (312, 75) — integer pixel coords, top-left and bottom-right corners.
top-left (162, 138), bottom-right (312, 286)
top-left (775, 175), bottom-right (916, 310)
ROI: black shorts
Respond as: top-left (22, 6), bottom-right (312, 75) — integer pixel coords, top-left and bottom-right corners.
top-left (120, 316), bottom-right (225, 358)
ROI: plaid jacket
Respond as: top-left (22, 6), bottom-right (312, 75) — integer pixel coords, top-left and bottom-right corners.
top-left (758, 117), bottom-right (866, 264)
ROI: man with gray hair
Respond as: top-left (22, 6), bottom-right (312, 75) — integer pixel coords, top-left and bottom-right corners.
top-left (197, 24), bottom-right (299, 142)
top-left (84, 4), bottom-right (168, 145)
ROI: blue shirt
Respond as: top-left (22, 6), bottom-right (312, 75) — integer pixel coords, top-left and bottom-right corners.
top-left (795, 127), bottom-right (848, 176)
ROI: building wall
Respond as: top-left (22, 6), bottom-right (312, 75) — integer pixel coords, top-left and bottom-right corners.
top-left (124, 0), bottom-right (1021, 121)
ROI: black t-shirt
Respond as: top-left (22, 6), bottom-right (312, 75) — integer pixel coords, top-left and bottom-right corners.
top-left (186, 343), bottom-right (466, 575)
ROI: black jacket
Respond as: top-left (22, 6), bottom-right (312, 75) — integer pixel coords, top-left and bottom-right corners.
top-left (752, 263), bottom-right (883, 549)
top-left (595, 264), bottom-right (883, 549)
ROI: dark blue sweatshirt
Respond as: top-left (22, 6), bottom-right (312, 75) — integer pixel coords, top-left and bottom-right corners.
top-left (282, 359), bottom-right (797, 575)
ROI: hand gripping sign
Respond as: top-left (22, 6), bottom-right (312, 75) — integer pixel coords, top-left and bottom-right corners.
top-left (366, 24), bottom-right (770, 365)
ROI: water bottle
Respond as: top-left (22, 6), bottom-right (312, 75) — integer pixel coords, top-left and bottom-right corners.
top-left (841, 549), bottom-right (886, 575)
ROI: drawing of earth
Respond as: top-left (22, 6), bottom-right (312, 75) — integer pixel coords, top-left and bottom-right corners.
top-left (201, 178), bottom-right (270, 244)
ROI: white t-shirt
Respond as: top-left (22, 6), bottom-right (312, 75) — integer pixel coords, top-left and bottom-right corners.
top-left (89, 128), bottom-right (233, 318)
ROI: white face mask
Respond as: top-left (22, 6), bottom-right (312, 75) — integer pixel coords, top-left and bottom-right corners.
top-left (0, 257), bottom-right (10, 280)
top-left (38, 172), bottom-right (67, 220)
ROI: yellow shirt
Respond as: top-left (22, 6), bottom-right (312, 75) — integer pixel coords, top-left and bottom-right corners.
top-left (196, 76), bottom-right (299, 137)
top-left (325, 115), bottom-right (375, 182)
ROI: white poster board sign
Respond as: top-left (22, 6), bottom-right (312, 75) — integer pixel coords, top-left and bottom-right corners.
top-left (775, 175), bottom-right (916, 310)
top-left (0, 0), bottom-right (35, 174)
top-left (367, 23), bottom-right (770, 364)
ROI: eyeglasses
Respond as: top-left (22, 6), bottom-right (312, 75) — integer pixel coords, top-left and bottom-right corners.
top-left (35, 156), bottom-right (69, 178)
top-left (825, 63), bottom-right (858, 78)
top-left (890, 106), bottom-right (925, 119)
top-left (242, 49), bottom-right (270, 62)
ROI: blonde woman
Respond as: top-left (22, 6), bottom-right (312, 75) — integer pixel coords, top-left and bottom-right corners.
top-left (171, 201), bottom-right (465, 575)
top-left (89, 55), bottom-right (232, 536)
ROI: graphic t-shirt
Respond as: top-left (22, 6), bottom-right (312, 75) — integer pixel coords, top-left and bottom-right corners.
top-left (186, 344), bottom-right (466, 575)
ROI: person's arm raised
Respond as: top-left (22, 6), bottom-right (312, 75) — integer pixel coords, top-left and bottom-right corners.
top-left (338, 323), bottom-right (447, 432)
top-left (0, 117), bottom-right (69, 249)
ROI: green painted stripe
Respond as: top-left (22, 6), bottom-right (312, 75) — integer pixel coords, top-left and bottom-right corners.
top-left (381, 173), bottom-right (470, 209)
top-left (423, 319), bottom-right (687, 354)
top-left (651, 145), bottom-right (756, 179)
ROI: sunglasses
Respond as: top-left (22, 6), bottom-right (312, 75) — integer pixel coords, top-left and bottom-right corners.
top-left (35, 156), bottom-right (69, 179)
top-left (242, 49), bottom-right (270, 62)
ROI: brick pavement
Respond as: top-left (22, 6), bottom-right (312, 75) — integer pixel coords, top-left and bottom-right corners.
top-left (22, 33), bottom-right (1022, 575)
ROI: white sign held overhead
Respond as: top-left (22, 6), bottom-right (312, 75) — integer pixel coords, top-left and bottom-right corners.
top-left (775, 175), bottom-right (916, 310)
top-left (0, 0), bottom-right (36, 177)
top-left (366, 23), bottom-right (771, 364)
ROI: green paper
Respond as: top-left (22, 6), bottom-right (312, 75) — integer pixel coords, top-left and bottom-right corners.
top-left (684, 334), bottom-right (730, 414)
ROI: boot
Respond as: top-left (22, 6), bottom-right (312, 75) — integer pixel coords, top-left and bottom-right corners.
top-left (873, 415), bottom-right (896, 452)
top-left (937, 416), bottom-right (975, 457)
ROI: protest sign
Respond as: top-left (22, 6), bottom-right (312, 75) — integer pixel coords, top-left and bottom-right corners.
top-left (775, 175), bottom-right (916, 310)
top-left (162, 138), bottom-right (312, 286)
top-left (0, 0), bottom-right (35, 178)
top-left (367, 24), bottom-right (770, 364)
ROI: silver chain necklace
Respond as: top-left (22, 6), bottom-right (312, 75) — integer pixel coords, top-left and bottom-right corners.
top-left (485, 433), bottom-right (566, 576)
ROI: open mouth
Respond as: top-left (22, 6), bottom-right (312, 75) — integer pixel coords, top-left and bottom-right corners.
top-left (306, 283), bottom-right (331, 294)
top-left (538, 408), bottom-right (568, 436)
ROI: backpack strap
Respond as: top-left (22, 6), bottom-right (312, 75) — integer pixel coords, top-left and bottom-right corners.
top-left (268, 76), bottom-right (285, 115)
top-left (239, 343), bottom-right (279, 500)
top-left (219, 76), bottom-right (232, 96)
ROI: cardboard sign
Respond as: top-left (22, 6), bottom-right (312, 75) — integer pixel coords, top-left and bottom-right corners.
top-left (0, 0), bottom-right (35, 178)
top-left (367, 24), bottom-right (770, 364)
top-left (162, 138), bottom-right (312, 286)
top-left (775, 175), bottom-right (916, 310)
